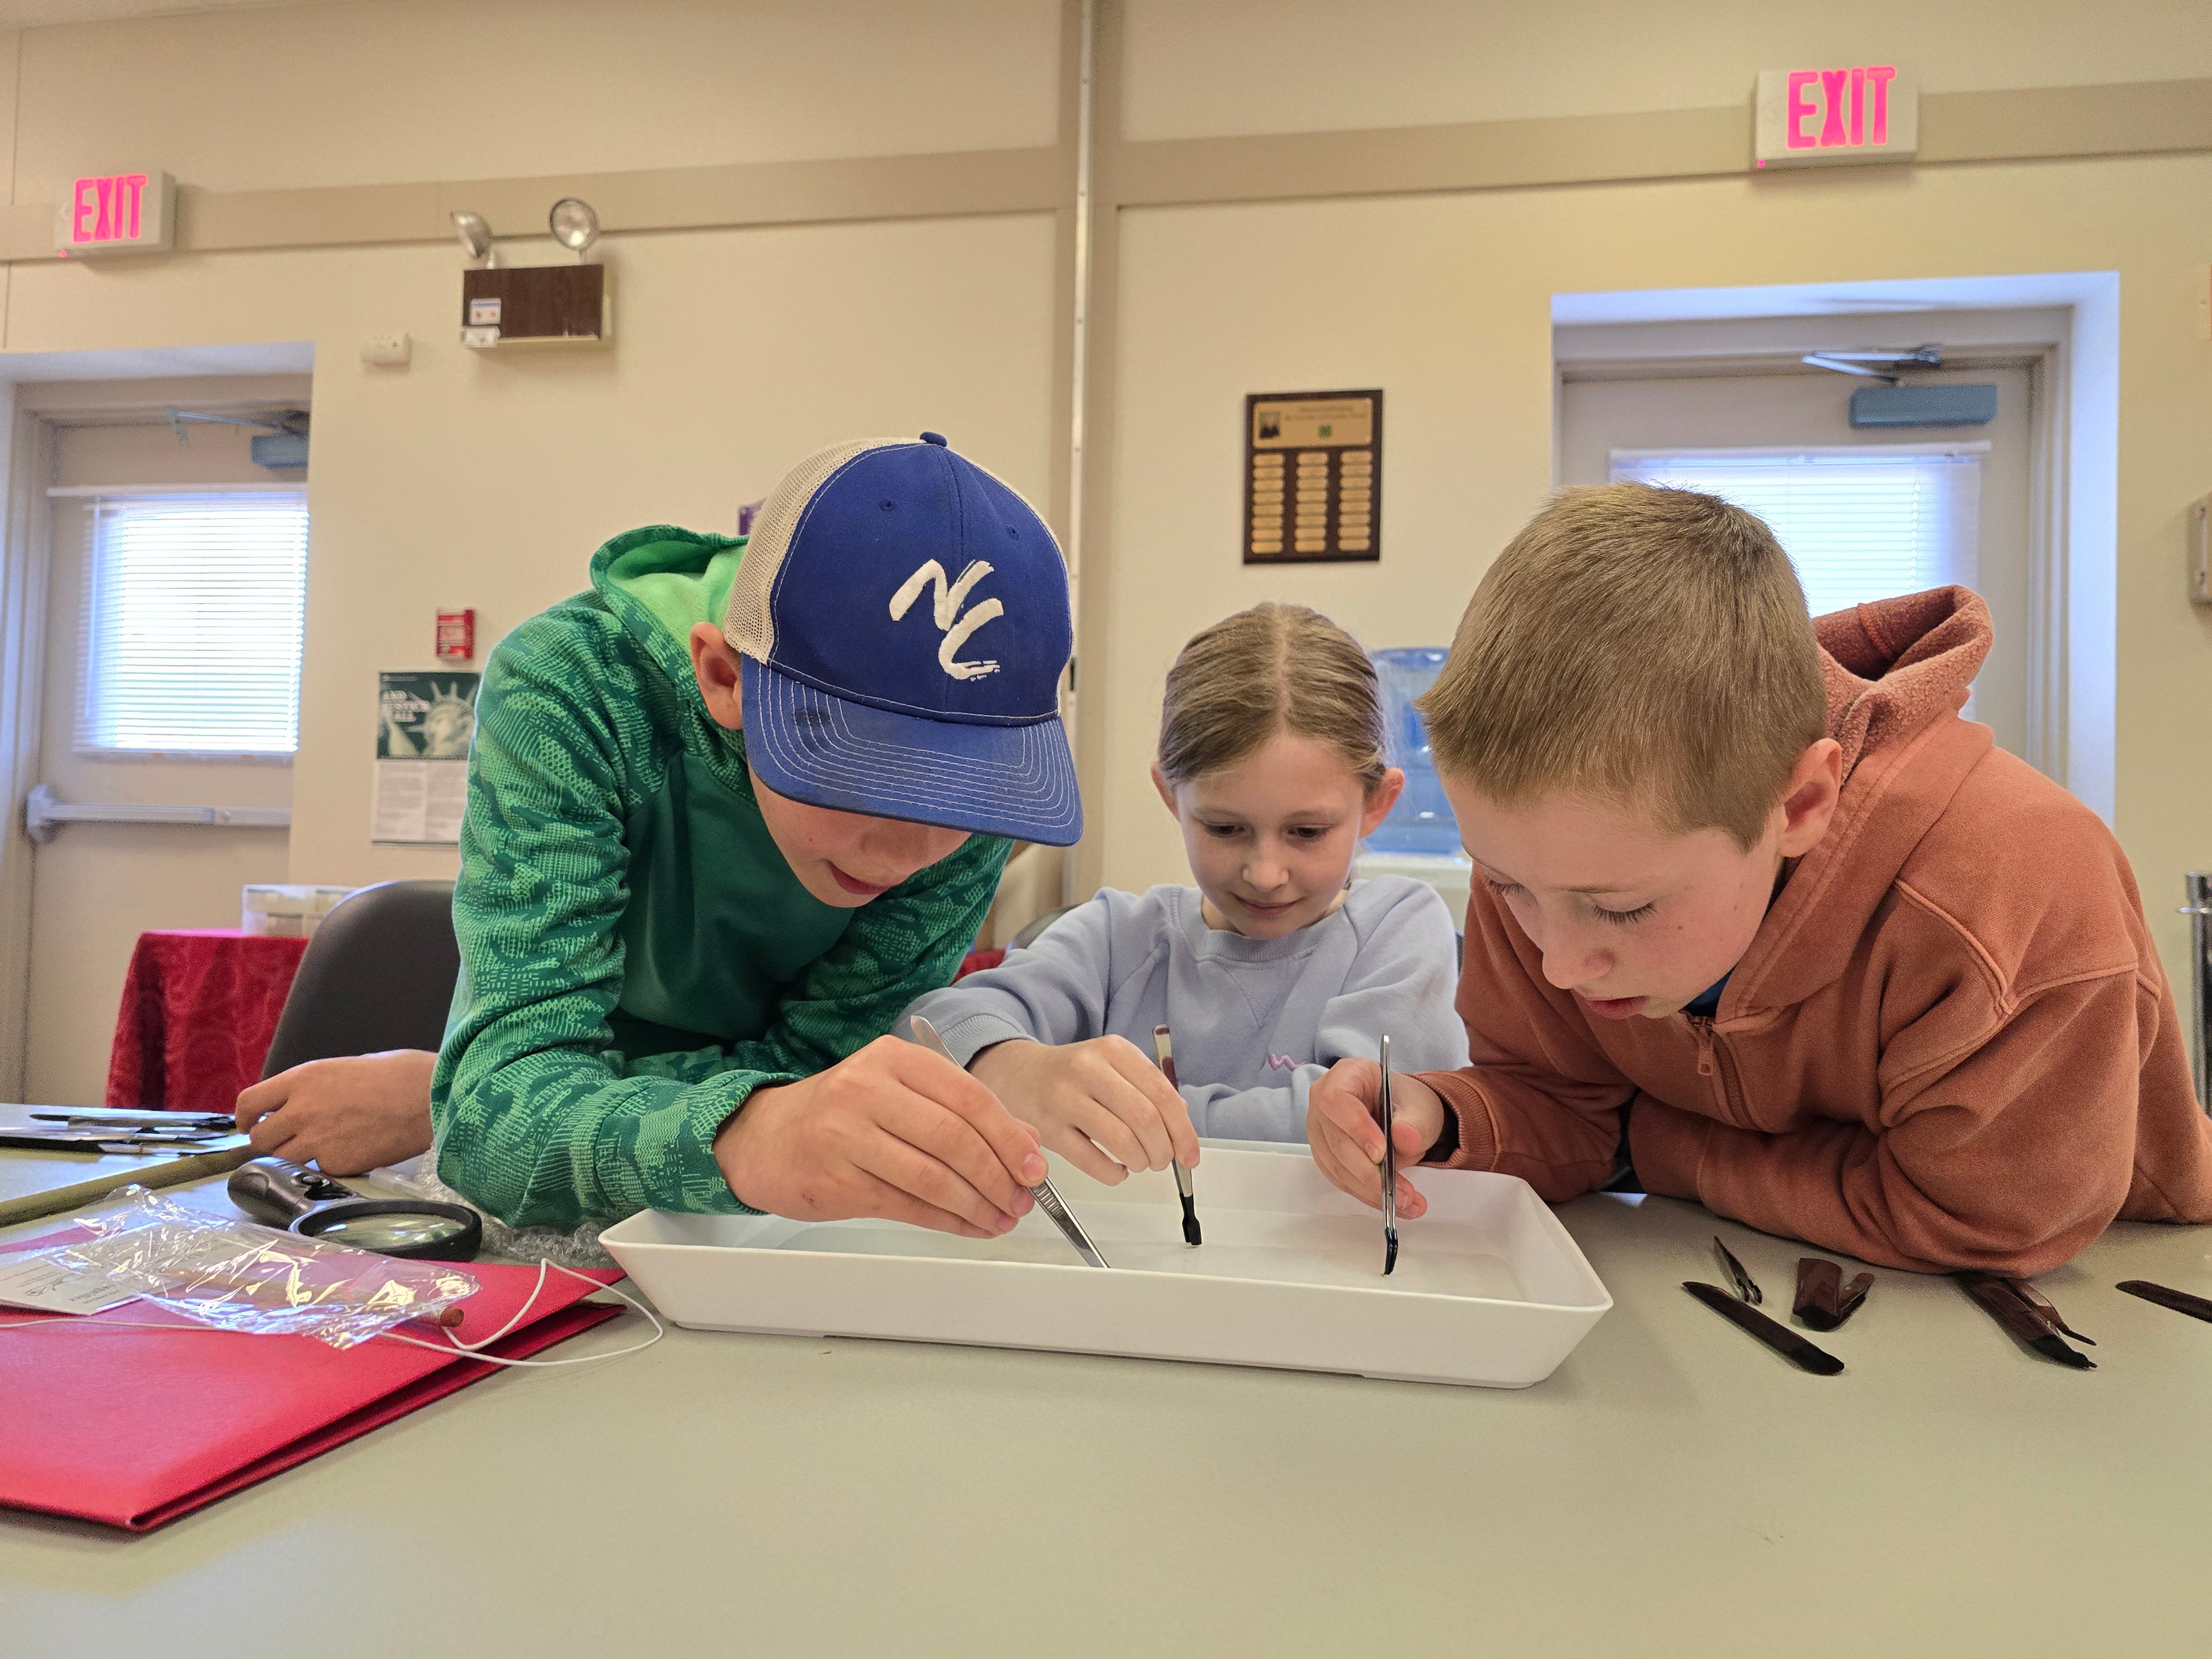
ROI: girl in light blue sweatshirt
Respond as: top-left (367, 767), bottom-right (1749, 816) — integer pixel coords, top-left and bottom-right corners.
top-left (905, 603), bottom-right (1467, 1185)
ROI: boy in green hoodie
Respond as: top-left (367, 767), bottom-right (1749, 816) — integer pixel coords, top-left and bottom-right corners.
top-left (406, 434), bottom-right (1083, 1233)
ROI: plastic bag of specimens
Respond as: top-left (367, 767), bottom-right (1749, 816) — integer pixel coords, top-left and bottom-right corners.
top-left (34, 1187), bottom-right (476, 1349)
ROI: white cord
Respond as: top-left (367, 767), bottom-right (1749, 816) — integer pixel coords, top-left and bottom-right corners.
top-left (0, 1260), bottom-right (664, 1369)
top-left (379, 1262), bottom-right (665, 1368)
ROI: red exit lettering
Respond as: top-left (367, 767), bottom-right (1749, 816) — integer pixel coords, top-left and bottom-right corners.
top-left (70, 173), bottom-right (149, 244)
top-left (1785, 66), bottom-right (1897, 150)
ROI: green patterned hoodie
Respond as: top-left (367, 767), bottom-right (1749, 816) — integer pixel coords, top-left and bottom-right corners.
top-left (430, 526), bottom-right (1010, 1229)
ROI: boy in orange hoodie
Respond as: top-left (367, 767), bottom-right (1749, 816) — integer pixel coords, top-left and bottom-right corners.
top-left (1308, 484), bottom-right (2212, 1274)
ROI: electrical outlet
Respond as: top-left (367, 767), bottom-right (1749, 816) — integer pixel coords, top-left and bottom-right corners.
top-left (361, 332), bottom-right (412, 367)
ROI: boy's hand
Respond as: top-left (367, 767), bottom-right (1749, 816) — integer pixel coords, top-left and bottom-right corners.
top-left (968, 1036), bottom-right (1201, 1187)
top-left (714, 1035), bottom-right (1046, 1239)
top-left (1307, 1057), bottom-right (1443, 1220)
top-left (234, 1050), bottom-right (437, 1176)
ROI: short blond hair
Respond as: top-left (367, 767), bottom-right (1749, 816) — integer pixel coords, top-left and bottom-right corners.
top-left (1417, 484), bottom-right (1825, 849)
top-left (1158, 603), bottom-right (1388, 791)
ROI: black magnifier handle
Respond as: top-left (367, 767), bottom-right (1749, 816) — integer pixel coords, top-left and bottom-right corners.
top-left (226, 1158), bottom-right (483, 1262)
top-left (228, 1157), bottom-right (356, 1227)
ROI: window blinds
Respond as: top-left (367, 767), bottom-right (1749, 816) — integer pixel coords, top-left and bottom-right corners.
top-left (1607, 446), bottom-right (1984, 620)
top-left (77, 492), bottom-right (310, 755)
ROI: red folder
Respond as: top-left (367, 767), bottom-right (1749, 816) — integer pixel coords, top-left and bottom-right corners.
top-left (0, 1227), bottom-right (624, 1531)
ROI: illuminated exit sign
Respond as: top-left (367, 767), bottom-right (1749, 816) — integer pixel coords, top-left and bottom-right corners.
top-left (54, 169), bottom-right (175, 255)
top-left (1754, 68), bottom-right (1917, 168)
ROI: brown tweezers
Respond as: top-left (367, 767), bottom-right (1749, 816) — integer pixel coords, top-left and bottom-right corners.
top-left (1793, 1258), bottom-right (1874, 1333)
top-left (1957, 1271), bottom-right (2095, 1369)
top-left (2116, 1280), bottom-right (2212, 1324)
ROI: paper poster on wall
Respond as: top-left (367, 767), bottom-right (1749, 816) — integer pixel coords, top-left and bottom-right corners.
top-left (372, 671), bottom-right (480, 844)
top-left (1244, 389), bottom-right (1382, 565)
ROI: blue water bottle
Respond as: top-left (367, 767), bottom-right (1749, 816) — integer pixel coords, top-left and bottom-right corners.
top-left (1365, 647), bottom-right (1461, 855)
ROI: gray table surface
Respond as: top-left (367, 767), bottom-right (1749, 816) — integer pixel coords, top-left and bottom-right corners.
top-left (1, 1140), bottom-right (2206, 1658)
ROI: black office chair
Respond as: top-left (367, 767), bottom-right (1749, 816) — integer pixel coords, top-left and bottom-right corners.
top-left (259, 880), bottom-right (460, 1077)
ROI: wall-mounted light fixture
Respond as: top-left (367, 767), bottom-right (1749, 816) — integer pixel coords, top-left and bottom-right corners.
top-left (549, 198), bottom-right (599, 263)
top-left (458, 199), bottom-right (610, 349)
top-left (451, 210), bottom-right (495, 267)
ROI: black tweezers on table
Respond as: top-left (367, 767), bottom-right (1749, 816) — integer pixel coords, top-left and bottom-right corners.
top-left (2116, 1280), bottom-right (2212, 1323)
top-left (1956, 1271), bottom-right (2096, 1369)
top-left (1683, 1280), bottom-right (1845, 1375)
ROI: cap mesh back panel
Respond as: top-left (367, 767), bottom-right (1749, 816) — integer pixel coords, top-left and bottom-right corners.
top-left (723, 437), bottom-right (907, 657)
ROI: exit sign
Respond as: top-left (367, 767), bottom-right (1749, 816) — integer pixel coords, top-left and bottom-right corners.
top-left (54, 169), bottom-right (175, 255)
top-left (1754, 69), bottom-right (1917, 168)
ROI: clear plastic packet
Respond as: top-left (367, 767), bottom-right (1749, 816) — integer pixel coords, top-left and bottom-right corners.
top-left (39, 1187), bottom-right (477, 1349)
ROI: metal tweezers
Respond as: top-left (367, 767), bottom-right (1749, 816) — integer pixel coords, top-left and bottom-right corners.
top-left (1379, 1035), bottom-right (1397, 1275)
top-left (907, 1016), bottom-right (1110, 1269)
top-left (1957, 1271), bottom-right (2096, 1369)
top-left (0, 1126), bottom-right (234, 1155)
top-left (32, 1109), bottom-right (236, 1133)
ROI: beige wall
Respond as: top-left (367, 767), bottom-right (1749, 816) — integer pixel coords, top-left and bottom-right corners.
top-left (1097, 153), bottom-right (2212, 990)
top-left (16, 0), bottom-right (1060, 192)
top-left (1, 0), bottom-right (2209, 1031)
top-left (6, 212), bottom-right (1061, 884)
top-left (1, 0), bottom-right (1065, 898)
top-left (1123, 0), bottom-right (2212, 139)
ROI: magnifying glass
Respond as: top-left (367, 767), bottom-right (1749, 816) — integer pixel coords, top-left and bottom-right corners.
top-left (227, 1159), bottom-right (483, 1262)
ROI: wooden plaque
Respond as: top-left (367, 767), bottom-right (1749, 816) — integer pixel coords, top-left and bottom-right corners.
top-left (1244, 389), bottom-right (1382, 564)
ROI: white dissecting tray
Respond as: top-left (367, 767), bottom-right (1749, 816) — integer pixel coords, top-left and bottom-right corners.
top-left (599, 1145), bottom-right (1611, 1388)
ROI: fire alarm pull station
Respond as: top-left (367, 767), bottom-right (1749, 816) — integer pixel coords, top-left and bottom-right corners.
top-left (436, 609), bottom-right (476, 661)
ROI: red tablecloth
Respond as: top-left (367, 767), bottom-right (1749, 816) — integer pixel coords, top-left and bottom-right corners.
top-left (105, 930), bottom-right (310, 1111)
top-left (954, 948), bottom-right (1005, 981)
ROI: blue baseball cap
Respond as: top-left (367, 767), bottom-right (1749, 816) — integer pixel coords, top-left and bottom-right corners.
top-left (724, 433), bottom-right (1082, 846)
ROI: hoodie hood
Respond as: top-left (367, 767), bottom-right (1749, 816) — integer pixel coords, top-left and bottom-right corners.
top-left (576, 524), bottom-right (760, 791)
top-left (590, 524), bottom-right (747, 691)
top-left (1817, 586), bottom-right (1991, 781)
top-left (1730, 587), bottom-right (1996, 1013)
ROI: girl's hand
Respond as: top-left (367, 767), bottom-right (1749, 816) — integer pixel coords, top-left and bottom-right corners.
top-left (969, 1036), bottom-right (1201, 1186)
top-left (1306, 1056), bottom-right (1442, 1219)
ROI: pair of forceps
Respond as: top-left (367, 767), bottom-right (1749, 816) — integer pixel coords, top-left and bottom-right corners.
top-left (0, 1126), bottom-right (236, 1155)
top-left (908, 1016), bottom-right (1110, 1269)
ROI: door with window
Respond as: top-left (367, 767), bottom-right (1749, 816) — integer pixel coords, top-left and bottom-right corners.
top-left (1558, 360), bottom-right (2034, 763)
top-left (22, 380), bottom-right (309, 1104)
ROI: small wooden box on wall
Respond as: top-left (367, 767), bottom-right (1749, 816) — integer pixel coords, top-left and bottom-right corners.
top-left (460, 265), bottom-right (611, 348)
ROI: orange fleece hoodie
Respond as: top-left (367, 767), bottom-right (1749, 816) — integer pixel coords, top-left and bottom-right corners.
top-left (1421, 587), bottom-right (2212, 1275)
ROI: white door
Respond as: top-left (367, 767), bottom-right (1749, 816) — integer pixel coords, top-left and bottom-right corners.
top-left (21, 379), bottom-right (309, 1105)
top-left (1558, 362), bottom-right (2035, 763)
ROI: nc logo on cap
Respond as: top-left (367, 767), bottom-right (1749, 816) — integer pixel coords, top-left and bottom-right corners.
top-left (723, 432), bottom-right (1082, 847)
top-left (888, 559), bottom-right (1004, 681)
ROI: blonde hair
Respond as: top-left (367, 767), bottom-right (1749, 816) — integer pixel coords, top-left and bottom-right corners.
top-left (1157, 603), bottom-right (1389, 792)
top-left (1417, 484), bottom-right (1825, 849)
